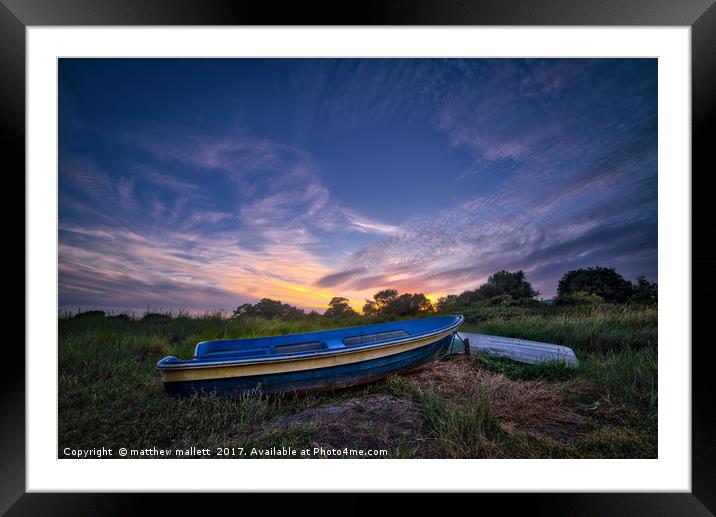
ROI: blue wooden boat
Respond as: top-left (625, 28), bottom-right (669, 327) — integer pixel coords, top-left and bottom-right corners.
top-left (156, 314), bottom-right (464, 397)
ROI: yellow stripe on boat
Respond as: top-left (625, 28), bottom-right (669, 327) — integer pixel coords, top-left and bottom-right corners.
top-left (161, 329), bottom-right (453, 383)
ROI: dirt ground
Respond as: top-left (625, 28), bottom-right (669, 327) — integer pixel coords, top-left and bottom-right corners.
top-left (241, 357), bottom-right (594, 457)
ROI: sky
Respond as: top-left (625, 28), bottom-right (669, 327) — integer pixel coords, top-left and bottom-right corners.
top-left (58, 58), bottom-right (657, 313)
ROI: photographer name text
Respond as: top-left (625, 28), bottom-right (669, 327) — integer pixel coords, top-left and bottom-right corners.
top-left (62, 446), bottom-right (388, 458)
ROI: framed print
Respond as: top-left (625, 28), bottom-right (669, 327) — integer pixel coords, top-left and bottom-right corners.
top-left (4, 0), bottom-right (714, 513)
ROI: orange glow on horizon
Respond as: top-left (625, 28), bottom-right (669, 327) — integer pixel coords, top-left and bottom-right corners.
top-left (229, 277), bottom-right (373, 314)
top-left (425, 293), bottom-right (441, 305)
top-left (228, 278), bottom-right (445, 315)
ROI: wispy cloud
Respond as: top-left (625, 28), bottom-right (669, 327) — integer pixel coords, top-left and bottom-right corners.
top-left (312, 62), bottom-right (657, 298)
top-left (60, 129), bottom-right (412, 312)
top-left (59, 58), bottom-right (657, 312)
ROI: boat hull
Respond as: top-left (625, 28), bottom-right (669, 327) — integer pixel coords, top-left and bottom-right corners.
top-left (162, 332), bottom-right (454, 397)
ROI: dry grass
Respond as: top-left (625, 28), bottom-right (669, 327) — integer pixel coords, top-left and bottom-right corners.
top-left (410, 357), bottom-right (586, 443)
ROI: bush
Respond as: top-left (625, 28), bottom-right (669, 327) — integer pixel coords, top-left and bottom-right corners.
top-left (72, 310), bottom-right (106, 319)
top-left (461, 304), bottom-right (546, 324)
top-left (482, 295), bottom-right (544, 308)
top-left (482, 295), bottom-right (519, 307)
top-left (555, 291), bottom-right (604, 306)
top-left (629, 276), bottom-right (658, 304)
top-left (141, 312), bottom-right (173, 323)
top-left (107, 314), bottom-right (131, 322)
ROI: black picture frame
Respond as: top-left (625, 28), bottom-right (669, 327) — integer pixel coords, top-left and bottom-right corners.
top-left (3, 0), bottom-right (713, 514)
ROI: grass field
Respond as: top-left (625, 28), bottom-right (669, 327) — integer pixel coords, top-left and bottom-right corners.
top-left (58, 304), bottom-right (657, 459)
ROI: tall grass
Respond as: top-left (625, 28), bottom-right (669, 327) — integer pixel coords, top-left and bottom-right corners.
top-left (415, 383), bottom-right (502, 458)
top-left (467, 304), bottom-right (658, 418)
top-left (473, 305), bottom-right (657, 352)
top-left (58, 305), bottom-right (658, 458)
top-left (60, 312), bottom-right (355, 361)
top-left (58, 313), bottom-right (332, 454)
top-left (474, 355), bottom-right (579, 382)
top-left (580, 347), bottom-right (658, 411)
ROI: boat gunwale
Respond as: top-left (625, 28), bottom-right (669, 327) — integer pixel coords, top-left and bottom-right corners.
top-left (156, 315), bottom-right (463, 371)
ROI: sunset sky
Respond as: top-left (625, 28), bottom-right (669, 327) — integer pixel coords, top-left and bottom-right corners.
top-left (59, 58), bottom-right (657, 313)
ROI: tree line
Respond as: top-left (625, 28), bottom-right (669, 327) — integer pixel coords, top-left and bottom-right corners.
top-left (231, 266), bottom-right (657, 320)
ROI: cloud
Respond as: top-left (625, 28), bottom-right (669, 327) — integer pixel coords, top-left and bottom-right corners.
top-left (59, 59), bottom-right (657, 310)
top-left (59, 129), bottom-right (412, 313)
top-left (343, 212), bottom-right (401, 235)
top-left (316, 170), bottom-right (656, 298)
top-left (314, 268), bottom-right (367, 288)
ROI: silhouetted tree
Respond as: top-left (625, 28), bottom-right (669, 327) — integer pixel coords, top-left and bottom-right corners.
top-left (557, 266), bottom-right (633, 303)
top-left (389, 293), bottom-right (433, 316)
top-left (232, 298), bottom-right (305, 319)
top-left (456, 288), bottom-right (486, 306)
top-left (363, 289), bottom-right (433, 316)
top-left (476, 270), bottom-right (538, 300)
top-left (363, 289), bottom-right (398, 316)
top-left (324, 297), bottom-right (357, 318)
top-left (233, 303), bottom-right (255, 317)
top-left (434, 271), bottom-right (537, 312)
top-left (628, 275), bottom-right (658, 304)
top-left (435, 294), bottom-right (459, 313)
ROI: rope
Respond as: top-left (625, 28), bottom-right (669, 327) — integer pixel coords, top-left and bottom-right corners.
top-left (453, 330), bottom-right (470, 356)
top-left (447, 331), bottom-right (466, 356)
